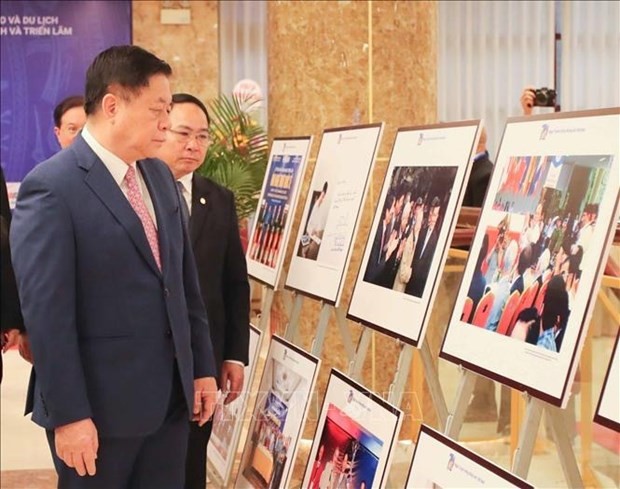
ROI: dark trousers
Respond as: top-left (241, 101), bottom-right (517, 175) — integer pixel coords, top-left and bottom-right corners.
top-left (47, 369), bottom-right (188, 489)
top-left (184, 420), bottom-right (213, 489)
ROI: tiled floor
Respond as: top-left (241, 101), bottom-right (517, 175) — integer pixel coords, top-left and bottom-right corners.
top-left (2, 336), bottom-right (619, 488)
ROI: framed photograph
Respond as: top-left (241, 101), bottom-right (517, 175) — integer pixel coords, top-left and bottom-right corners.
top-left (301, 369), bottom-right (402, 489)
top-left (285, 123), bottom-right (384, 306)
top-left (247, 137), bottom-right (313, 289)
top-left (441, 108), bottom-right (620, 407)
top-left (236, 335), bottom-right (320, 489)
top-left (594, 330), bottom-right (620, 432)
top-left (348, 122), bottom-right (481, 345)
top-left (405, 425), bottom-right (533, 488)
top-left (207, 325), bottom-right (263, 486)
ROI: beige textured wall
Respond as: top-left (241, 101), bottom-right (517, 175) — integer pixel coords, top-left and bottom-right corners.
top-left (267, 2), bottom-right (438, 475)
top-left (132, 1), bottom-right (219, 104)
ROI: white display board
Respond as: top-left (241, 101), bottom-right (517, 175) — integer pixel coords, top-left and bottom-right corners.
top-left (594, 330), bottom-right (620, 432)
top-left (247, 137), bottom-right (313, 288)
top-left (236, 335), bottom-right (320, 489)
top-left (348, 122), bottom-right (481, 345)
top-left (441, 108), bottom-right (620, 407)
top-left (285, 123), bottom-right (384, 306)
top-left (405, 425), bottom-right (533, 488)
top-left (207, 325), bottom-right (262, 486)
top-left (301, 369), bottom-right (402, 489)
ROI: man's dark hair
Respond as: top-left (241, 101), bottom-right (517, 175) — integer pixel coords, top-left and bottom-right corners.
top-left (172, 93), bottom-right (211, 125)
top-left (383, 194), bottom-right (395, 218)
top-left (84, 45), bottom-right (172, 115)
top-left (517, 244), bottom-right (533, 276)
top-left (53, 95), bottom-right (85, 128)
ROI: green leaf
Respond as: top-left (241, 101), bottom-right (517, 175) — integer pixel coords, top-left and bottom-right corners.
top-left (197, 94), bottom-right (268, 219)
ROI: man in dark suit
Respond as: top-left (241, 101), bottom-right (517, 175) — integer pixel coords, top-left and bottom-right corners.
top-left (364, 194), bottom-right (395, 285)
top-left (406, 196), bottom-right (441, 297)
top-left (462, 127), bottom-right (493, 208)
top-left (10, 46), bottom-right (217, 488)
top-left (155, 92), bottom-right (250, 489)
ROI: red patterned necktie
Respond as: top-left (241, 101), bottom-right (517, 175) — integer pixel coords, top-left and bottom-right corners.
top-left (124, 165), bottom-right (161, 270)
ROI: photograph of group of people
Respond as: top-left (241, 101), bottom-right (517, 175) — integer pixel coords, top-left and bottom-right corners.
top-left (238, 337), bottom-right (319, 489)
top-left (307, 404), bottom-right (382, 489)
top-left (239, 357), bottom-right (305, 488)
top-left (363, 165), bottom-right (458, 298)
top-left (461, 154), bottom-right (612, 354)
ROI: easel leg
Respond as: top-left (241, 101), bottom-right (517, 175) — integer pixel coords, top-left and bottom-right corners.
top-left (387, 343), bottom-right (415, 408)
top-left (283, 293), bottom-right (304, 342)
top-left (257, 286), bottom-right (274, 334)
top-left (348, 327), bottom-right (372, 382)
top-left (444, 369), bottom-right (477, 439)
top-left (419, 340), bottom-right (449, 431)
top-left (334, 306), bottom-right (355, 361)
top-left (310, 303), bottom-right (332, 357)
top-left (511, 396), bottom-right (544, 479)
top-left (545, 404), bottom-right (584, 487)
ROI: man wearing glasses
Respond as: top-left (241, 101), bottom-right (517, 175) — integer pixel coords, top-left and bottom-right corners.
top-left (156, 92), bottom-right (250, 489)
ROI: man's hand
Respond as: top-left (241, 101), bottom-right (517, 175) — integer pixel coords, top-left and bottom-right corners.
top-left (520, 86), bottom-right (536, 116)
top-left (1, 329), bottom-right (20, 353)
top-left (55, 418), bottom-right (98, 477)
top-left (18, 333), bottom-right (33, 363)
top-left (193, 377), bottom-right (217, 426)
top-left (220, 362), bottom-right (244, 405)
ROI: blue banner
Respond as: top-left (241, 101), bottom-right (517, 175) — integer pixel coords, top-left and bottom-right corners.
top-left (0, 1), bottom-right (131, 182)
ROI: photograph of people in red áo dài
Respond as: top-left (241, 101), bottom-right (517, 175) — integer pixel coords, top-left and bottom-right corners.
top-left (461, 154), bottom-right (612, 353)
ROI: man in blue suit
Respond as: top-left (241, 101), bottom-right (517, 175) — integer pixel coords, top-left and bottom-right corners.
top-left (10, 45), bottom-right (218, 488)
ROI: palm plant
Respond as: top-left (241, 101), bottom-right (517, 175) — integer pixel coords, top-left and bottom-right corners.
top-left (197, 93), bottom-right (268, 219)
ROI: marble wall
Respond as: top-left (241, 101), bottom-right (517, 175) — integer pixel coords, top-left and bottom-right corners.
top-left (132, 1), bottom-right (219, 104)
top-left (267, 0), bottom-right (439, 448)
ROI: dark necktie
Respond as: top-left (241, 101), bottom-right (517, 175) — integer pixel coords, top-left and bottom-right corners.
top-left (176, 181), bottom-right (190, 226)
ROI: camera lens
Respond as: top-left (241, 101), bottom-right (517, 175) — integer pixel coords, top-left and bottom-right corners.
top-left (536, 91), bottom-right (548, 105)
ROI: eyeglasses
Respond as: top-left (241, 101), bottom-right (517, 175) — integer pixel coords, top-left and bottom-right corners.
top-left (167, 128), bottom-right (211, 147)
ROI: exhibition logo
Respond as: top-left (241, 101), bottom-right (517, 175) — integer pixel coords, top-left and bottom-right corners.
top-left (539, 123), bottom-right (586, 140)
top-left (447, 453), bottom-right (455, 471)
top-left (446, 453), bottom-right (485, 484)
top-left (417, 133), bottom-right (446, 145)
top-left (337, 133), bottom-right (357, 144)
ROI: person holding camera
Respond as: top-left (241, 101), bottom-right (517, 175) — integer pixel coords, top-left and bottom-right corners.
top-left (520, 86), bottom-right (557, 115)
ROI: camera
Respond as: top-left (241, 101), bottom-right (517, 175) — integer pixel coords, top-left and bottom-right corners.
top-left (534, 87), bottom-right (557, 107)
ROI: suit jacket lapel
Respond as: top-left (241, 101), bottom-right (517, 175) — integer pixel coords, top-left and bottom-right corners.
top-left (139, 161), bottom-right (169, 278)
top-left (190, 175), bottom-right (212, 247)
top-left (77, 137), bottom-right (161, 277)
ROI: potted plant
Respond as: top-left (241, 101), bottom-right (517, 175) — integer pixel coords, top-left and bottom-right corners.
top-left (197, 93), bottom-right (268, 249)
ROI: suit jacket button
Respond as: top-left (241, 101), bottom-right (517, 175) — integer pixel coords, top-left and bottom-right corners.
top-left (164, 288), bottom-right (170, 298)
top-left (166, 328), bottom-right (172, 337)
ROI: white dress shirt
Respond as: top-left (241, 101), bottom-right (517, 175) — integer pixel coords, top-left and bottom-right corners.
top-left (81, 125), bottom-right (158, 227)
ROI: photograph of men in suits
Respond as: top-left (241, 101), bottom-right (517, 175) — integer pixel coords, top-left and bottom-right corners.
top-left (406, 196), bottom-right (442, 297)
top-left (10, 45), bottom-right (218, 488)
top-left (363, 166), bottom-right (456, 299)
top-left (155, 92), bottom-right (250, 489)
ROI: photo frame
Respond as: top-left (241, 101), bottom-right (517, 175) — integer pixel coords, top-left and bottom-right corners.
top-left (301, 369), bottom-right (402, 489)
top-left (405, 425), bottom-right (533, 488)
top-left (348, 121), bottom-right (481, 345)
top-left (207, 325), bottom-right (263, 486)
top-left (247, 137), bottom-right (313, 289)
top-left (235, 335), bottom-right (320, 489)
top-left (594, 330), bottom-right (620, 432)
top-left (285, 123), bottom-right (384, 306)
top-left (440, 108), bottom-right (620, 407)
